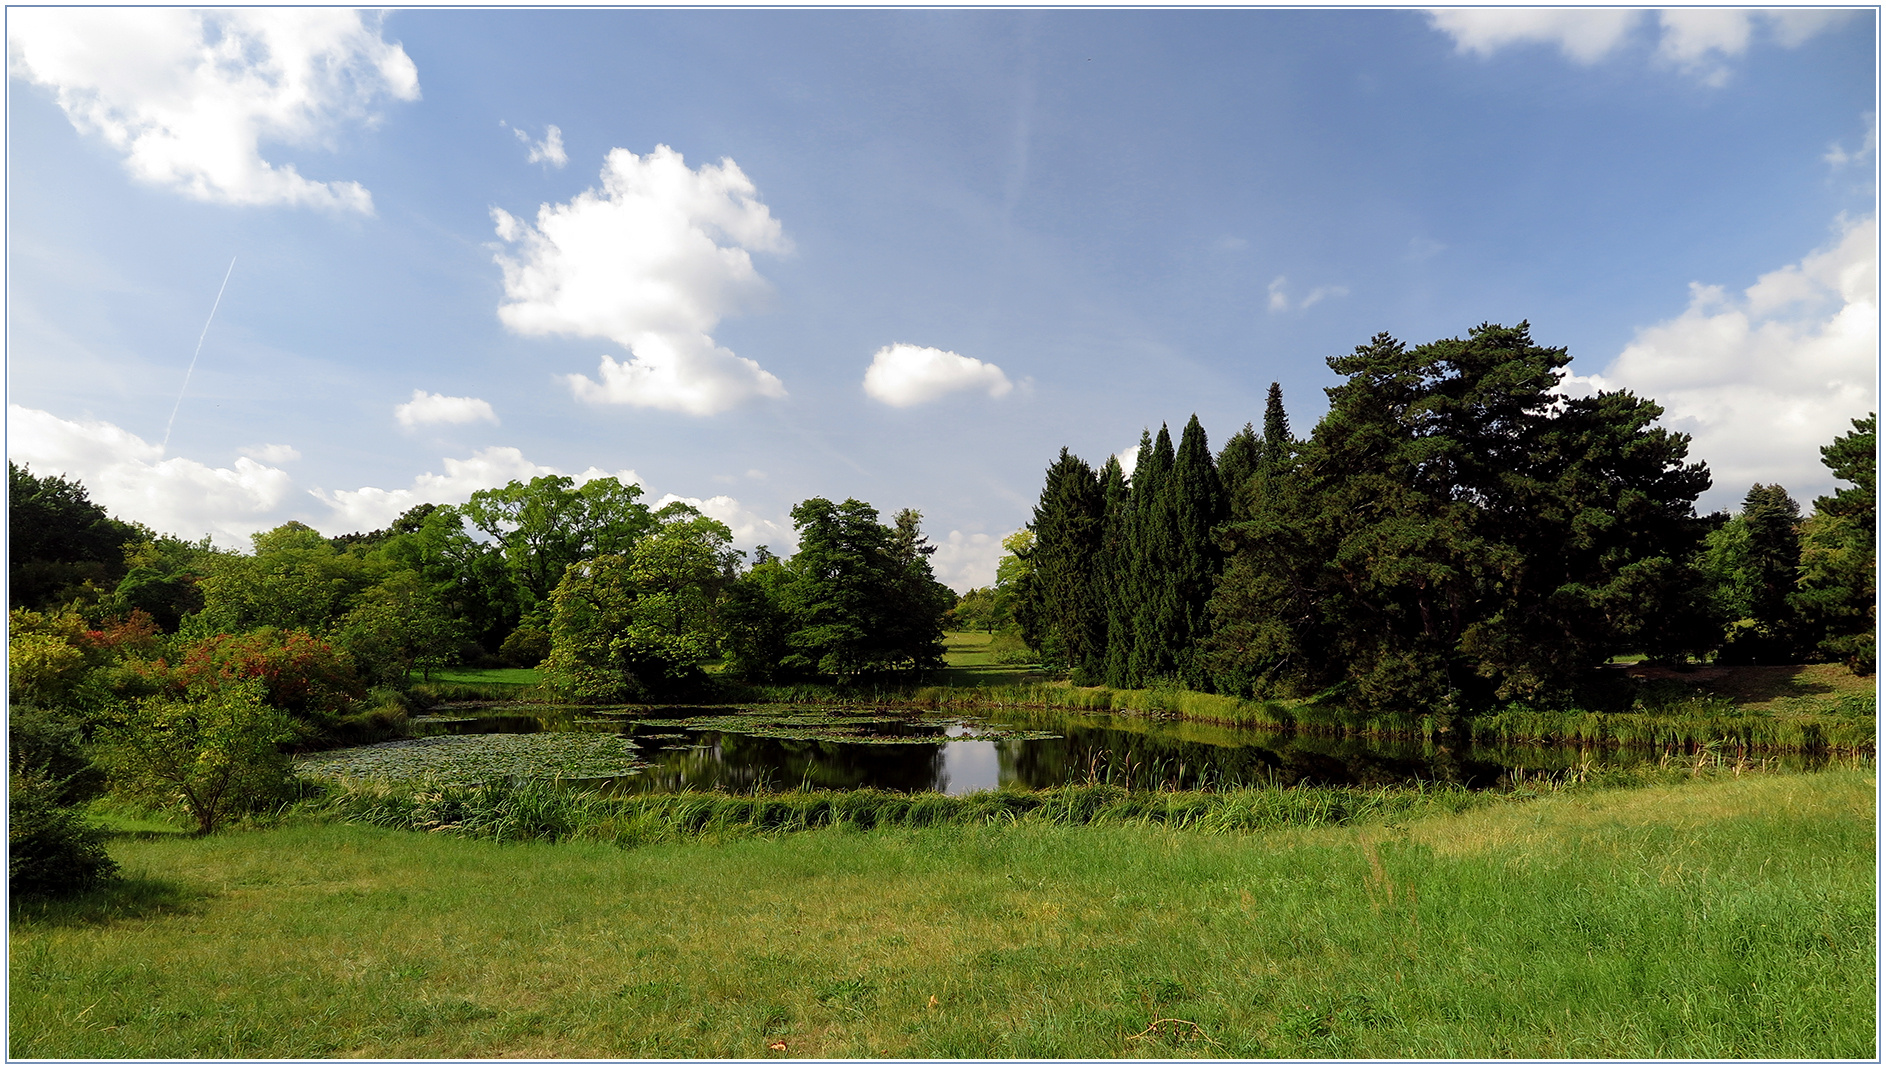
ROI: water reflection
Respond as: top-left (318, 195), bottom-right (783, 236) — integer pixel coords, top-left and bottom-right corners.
top-left (413, 704), bottom-right (1854, 796)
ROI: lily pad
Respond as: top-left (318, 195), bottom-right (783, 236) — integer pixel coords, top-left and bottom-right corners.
top-left (296, 732), bottom-right (649, 784)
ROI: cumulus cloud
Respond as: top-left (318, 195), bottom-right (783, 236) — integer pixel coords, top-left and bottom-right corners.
top-left (1563, 215), bottom-right (1877, 511)
top-left (8, 405), bottom-right (294, 546)
top-left (394, 389), bottom-right (499, 429)
top-left (862, 343), bottom-right (1013, 407)
top-left (312, 446), bottom-right (571, 532)
top-left (1427, 9), bottom-right (1646, 64)
top-left (1427, 8), bottom-right (1850, 84)
top-left (506, 121), bottom-right (566, 168)
top-left (491, 144), bottom-right (789, 416)
top-left (650, 492), bottom-right (791, 552)
top-left (1115, 441), bottom-right (1141, 480)
top-left (929, 529), bottom-right (1019, 594)
top-left (8, 8), bottom-right (417, 212)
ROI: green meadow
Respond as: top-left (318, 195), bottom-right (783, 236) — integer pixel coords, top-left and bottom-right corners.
top-left (12, 766), bottom-right (1874, 1059)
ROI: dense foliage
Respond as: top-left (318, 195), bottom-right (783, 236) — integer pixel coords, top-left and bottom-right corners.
top-left (1006, 322), bottom-right (1874, 717)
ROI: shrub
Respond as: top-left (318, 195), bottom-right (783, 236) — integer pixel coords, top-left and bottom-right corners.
top-left (9, 705), bottom-right (107, 806)
top-left (93, 680), bottom-right (298, 835)
top-left (175, 628), bottom-right (366, 720)
top-left (7, 631), bottom-right (88, 706)
top-left (9, 769), bottom-right (118, 897)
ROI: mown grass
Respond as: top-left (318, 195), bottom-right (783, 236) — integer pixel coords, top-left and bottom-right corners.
top-left (12, 767), bottom-right (1873, 1058)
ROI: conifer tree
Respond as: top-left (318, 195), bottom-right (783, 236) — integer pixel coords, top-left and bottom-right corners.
top-left (1792, 414), bottom-right (1876, 671)
top-left (1126, 425), bottom-right (1180, 686)
top-left (1259, 381), bottom-right (1293, 473)
top-left (1091, 456), bottom-right (1130, 685)
top-left (1164, 415), bottom-right (1227, 689)
top-left (1216, 423), bottom-right (1261, 522)
top-left (1016, 449), bottom-right (1105, 675)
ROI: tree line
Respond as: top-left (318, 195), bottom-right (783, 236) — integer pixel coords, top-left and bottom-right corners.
top-left (1002, 322), bottom-right (1875, 717)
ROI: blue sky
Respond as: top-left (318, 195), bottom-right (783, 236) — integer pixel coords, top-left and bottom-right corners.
top-left (8, 8), bottom-right (1877, 589)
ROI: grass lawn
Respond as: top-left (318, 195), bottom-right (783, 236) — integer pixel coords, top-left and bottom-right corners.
top-left (926, 631), bottom-right (1043, 689)
top-left (13, 769), bottom-right (1873, 1059)
top-left (426, 666), bottom-right (542, 688)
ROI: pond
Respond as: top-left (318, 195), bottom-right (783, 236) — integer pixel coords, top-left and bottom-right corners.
top-left (295, 703), bottom-right (1852, 794)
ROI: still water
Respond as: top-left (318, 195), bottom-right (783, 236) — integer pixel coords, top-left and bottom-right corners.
top-left (411, 704), bottom-right (1846, 795)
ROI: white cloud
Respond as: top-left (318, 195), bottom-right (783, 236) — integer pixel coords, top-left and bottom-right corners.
top-left (651, 492), bottom-right (791, 552)
top-left (8, 405), bottom-right (294, 546)
top-left (1267, 276), bottom-right (1290, 313)
top-left (8, 8), bottom-right (417, 213)
top-left (862, 343), bottom-right (1013, 407)
top-left (1825, 117), bottom-right (1877, 170)
top-left (238, 443), bottom-right (300, 464)
top-left (930, 529), bottom-right (1019, 594)
top-left (394, 389), bottom-right (499, 429)
top-left (491, 144), bottom-right (789, 416)
top-left (1564, 215), bottom-right (1877, 511)
top-left (509, 122), bottom-right (567, 168)
top-left (1115, 441), bottom-right (1140, 480)
top-left (311, 446), bottom-right (565, 532)
top-left (1427, 9), bottom-right (1645, 64)
top-left (1427, 8), bottom-right (1849, 84)
top-left (1267, 276), bottom-right (1348, 313)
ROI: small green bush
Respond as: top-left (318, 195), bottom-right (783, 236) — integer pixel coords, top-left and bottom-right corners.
top-left (9, 769), bottom-right (118, 897)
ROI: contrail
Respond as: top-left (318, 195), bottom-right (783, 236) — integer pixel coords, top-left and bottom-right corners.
top-left (161, 255), bottom-right (237, 454)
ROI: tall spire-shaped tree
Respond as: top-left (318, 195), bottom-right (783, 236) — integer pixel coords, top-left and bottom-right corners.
top-left (1260, 381), bottom-right (1293, 474)
top-left (1216, 422), bottom-right (1261, 522)
top-left (1126, 425), bottom-right (1180, 686)
top-left (1165, 414), bottom-right (1227, 688)
top-left (1091, 455), bottom-right (1130, 685)
top-left (1016, 449), bottom-right (1105, 675)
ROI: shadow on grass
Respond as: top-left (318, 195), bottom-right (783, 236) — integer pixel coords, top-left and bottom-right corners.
top-left (11, 874), bottom-right (208, 928)
top-left (1626, 664), bottom-right (1863, 706)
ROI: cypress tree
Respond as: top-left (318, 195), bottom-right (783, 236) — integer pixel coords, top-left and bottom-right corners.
top-left (1092, 455), bottom-right (1130, 685)
top-left (1260, 381), bottom-right (1293, 473)
top-left (1126, 425), bottom-right (1179, 687)
top-left (1017, 449), bottom-right (1105, 675)
top-left (1739, 483), bottom-right (1802, 660)
top-left (1165, 415), bottom-right (1227, 689)
top-left (1216, 423), bottom-right (1261, 522)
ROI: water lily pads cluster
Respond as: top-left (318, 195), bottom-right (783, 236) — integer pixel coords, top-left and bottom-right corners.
top-left (296, 733), bottom-right (649, 785)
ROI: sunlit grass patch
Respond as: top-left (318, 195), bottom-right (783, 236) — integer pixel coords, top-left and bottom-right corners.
top-left (11, 768), bottom-right (1873, 1058)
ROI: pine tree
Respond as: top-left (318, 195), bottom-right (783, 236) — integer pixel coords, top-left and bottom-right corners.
top-left (1091, 456), bottom-right (1130, 685)
top-left (1728, 483), bottom-right (1803, 662)
top-left (1216, 423), bottom-right (1261, 522)
top-left (1164, 415), bottom-right (1227, 689)
top-left (1792, 414), bottom-right (1876, 671)
top-left (1016, 449), bottom-right (1105, 675)
top-left (1260, 381), bottom-right (1293, 473)
top-left (1126, 425), bottom-right (1179, 687)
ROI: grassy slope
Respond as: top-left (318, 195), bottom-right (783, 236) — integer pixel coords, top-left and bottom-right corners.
top-left (14, 769), bottom-right (1874, 1059)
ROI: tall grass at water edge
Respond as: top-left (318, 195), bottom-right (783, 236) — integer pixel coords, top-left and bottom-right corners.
top-left (299, 752), bottom-right (1806, 849)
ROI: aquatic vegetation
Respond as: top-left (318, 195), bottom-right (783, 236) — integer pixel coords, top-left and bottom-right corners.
top-left (295, 733), bottom-right (648, 785)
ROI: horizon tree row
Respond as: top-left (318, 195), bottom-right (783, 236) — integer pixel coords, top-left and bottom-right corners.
top-left (1010, 322), bottom-right (1875, 717)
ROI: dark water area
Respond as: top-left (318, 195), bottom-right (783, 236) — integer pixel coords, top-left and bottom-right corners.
top-left (407, 704), bottom-right (1855, 796)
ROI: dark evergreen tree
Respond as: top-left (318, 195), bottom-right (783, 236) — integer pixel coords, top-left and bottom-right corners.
top-left (1094, 455), bottom-right (1132, 686)
top-left (1715, 483), bottom-right (1803, 664)
top-left (1015, 450), bottom-right (1106, 678)
top-left (1260, 381), bottom-right (1293, 473)
top-left (1163, 415), bottom-right (1227, 689)
top-left (777, 498), bottom-right (949, 681)
top-left (1204, 323), bottom-right (1711, 714)
top-left (1792, 414), bottom-right (1876, 671)
top-left (1216, 423), bottom-right (1261, 523)
top-left (1125, 425), bottom-right (1182, 687)
top-left (1105, 429), bottom-right (1157, 687)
